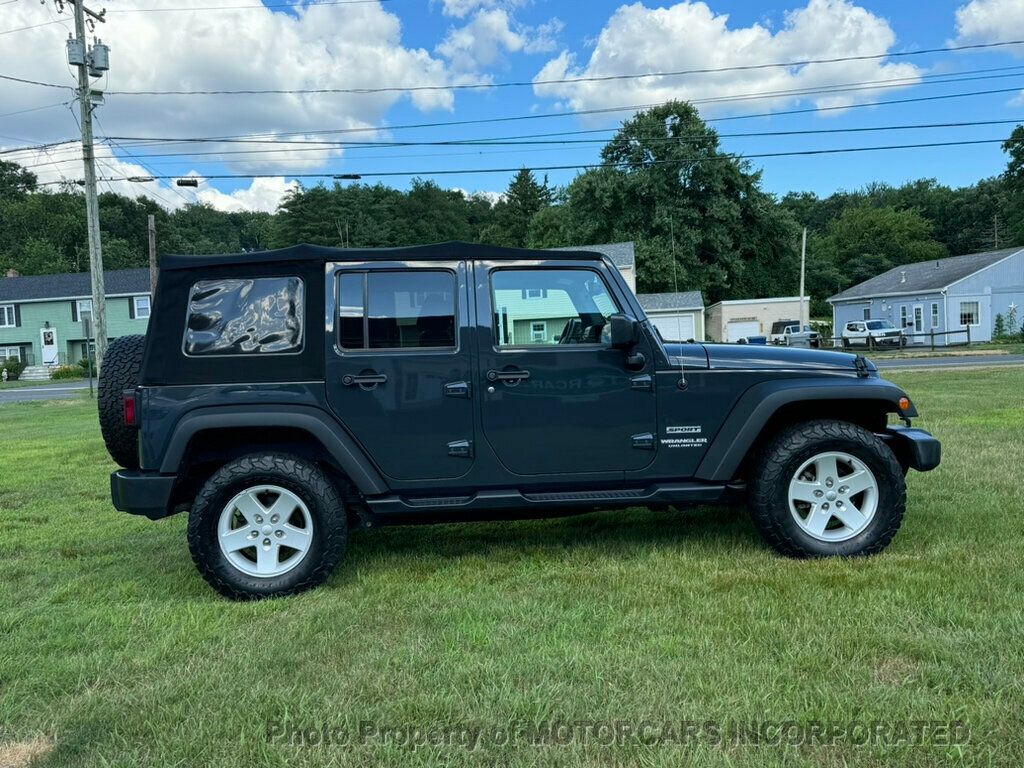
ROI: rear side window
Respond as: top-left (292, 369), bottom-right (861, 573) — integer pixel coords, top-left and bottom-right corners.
top-left (337, 270), bottom-right (456, 350)
top-left (184, 277), bottom-right (304, 356)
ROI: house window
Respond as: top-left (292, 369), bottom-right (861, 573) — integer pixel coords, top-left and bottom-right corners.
top-left (185, 277), bottom-right (305, 356)
top-left (530, 321), bottom-right (547, 342)
top-left (862, 307), bottom-right (871, 320)
top-left (522, 288), bottom-right (547, 300)
top-left (959, 301), bottom-right (980, 327)
top-left (337, 271), bottom-right (456, 350)
top-left (899, 306), bottom-right (908, 328)
top-left (77, 299), bottom-right (92, 323)
top-left (931, 303), bottom-right (940, 329)
top-left (133, 296), bottom-right (151, 319)
top-left (0, 345), bottom-right (21, 361)
top-left (0, 305), bottom-right (15, 327)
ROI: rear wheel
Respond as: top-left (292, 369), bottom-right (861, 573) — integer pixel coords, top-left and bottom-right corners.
top-left (98, 334), bottom-right (145, 468)
top-left (748, 420), bottom-right (905, 558)
top-left (187, 454), bottom-right (346, 599)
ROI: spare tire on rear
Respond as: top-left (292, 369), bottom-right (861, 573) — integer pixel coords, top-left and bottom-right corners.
top-left (99, 334), bottom-right (146, 469)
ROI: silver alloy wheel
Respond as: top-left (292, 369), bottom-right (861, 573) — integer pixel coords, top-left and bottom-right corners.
top-left (217, 485), bottom-right (314, 577)
top-left (788, 451), bottom-right (879, 542)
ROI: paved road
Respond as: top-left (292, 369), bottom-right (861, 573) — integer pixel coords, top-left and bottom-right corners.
top-left (0, 382), bottom-right (91, 403)
top-left (874, 354), bottom-right (1024, 369)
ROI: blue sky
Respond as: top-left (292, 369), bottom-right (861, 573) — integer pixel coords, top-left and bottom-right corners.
top-left (2, 0), bottom-right (1023, 209)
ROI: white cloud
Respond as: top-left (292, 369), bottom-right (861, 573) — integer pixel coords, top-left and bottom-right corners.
top-left (0, 141), bottom-right (297, 212)
top-left (0, 0), bottom-right (456, 200)
top-left (953, 0), bottom-right (1024, 48)
top-left (438, 0), bottom-right (526, 20)
top-left (438, 9), bottom-right (563, 77)
top-left (533, 0), bottom-right (921, 119)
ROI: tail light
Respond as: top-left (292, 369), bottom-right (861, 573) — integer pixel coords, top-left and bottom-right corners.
top-left (123, 390), bottom-right (138, 427)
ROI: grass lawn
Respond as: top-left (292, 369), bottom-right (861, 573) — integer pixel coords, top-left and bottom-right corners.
top-left (2, 369), bottom-right (1022, 767)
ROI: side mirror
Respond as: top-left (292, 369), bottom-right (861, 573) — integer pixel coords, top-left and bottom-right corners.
top-left (608, 313), bottom-right (639, 350)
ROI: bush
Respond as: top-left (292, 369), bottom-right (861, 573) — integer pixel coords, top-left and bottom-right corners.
top-left (78, 356), bottom-right (96, 373)
top-left (50, 364), bottom-right (85, 380)
top-left (2, 357), bottom-right (26, 380)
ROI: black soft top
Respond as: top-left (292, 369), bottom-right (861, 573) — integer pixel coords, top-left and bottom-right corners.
top-left (159, 241), bottom-right (604, 270)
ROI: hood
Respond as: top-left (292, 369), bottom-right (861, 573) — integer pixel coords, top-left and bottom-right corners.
top-left (695, 343), bottom-right (875, 372)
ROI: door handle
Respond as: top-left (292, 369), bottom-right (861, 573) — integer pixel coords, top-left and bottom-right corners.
top-left (342, 372), bottom-right (387, 387)
top-left (486, 369), bottom-right (530, 384)
top-left (444, 380), bottom-right (471, 399)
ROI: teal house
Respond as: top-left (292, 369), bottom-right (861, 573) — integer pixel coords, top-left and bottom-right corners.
top-left (0, 268), bottom-right (152, 372)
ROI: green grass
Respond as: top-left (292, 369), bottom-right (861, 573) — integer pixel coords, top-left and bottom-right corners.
top-left (2, 369), bottom-right (1023, 767)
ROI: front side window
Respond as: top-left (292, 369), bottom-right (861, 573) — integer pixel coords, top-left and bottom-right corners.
top-left (959, 301), bottom-right (980, 326)
top-left (0, 305), bottom-right (14, 327)
top-left (491, 269), bottom-right (620, 347)
top-left (184, 276), bottom-right (304, 356)
top-left (337, 270), bottom-right (456, 350)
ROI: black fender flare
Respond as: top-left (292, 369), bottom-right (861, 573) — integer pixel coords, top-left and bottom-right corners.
top-left (694, 377), bottom-right (912, 482)
top-left (158, 405), bottom-right (388, 495)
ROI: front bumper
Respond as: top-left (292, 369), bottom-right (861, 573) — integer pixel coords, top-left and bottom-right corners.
top-left (110, 470), bottom-right (177, 520)
top-left (881, 426), bottom-right (941, 472)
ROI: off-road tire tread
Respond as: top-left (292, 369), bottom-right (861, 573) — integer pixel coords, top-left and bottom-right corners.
top-left (748, 419), bottom-right (906, 558)
top-left (98, 334), bottom-right (146, 468)
top-left (187, 453), bottom-right (347, 600)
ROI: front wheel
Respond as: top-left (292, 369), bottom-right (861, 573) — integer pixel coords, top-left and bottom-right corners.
top-left (187, 454), bottom-right (347, 599)
top-left (747, 420), bottom-right (906, 558)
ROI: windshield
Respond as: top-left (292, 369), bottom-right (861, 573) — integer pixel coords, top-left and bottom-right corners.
top-left (865, 320), bottom-right (895, 330)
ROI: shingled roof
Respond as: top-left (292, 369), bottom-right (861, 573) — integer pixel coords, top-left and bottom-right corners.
top-left (0, 268), bottom-right (151, 303)
top-left (828, 247), bottom-right (1023, 302)
top-left (637, 291), bottom-right (704, 311)
top-left (554, 242), bottom-right (636, 268)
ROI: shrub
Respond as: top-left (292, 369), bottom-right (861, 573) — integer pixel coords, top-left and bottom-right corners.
top-left (50, 364), bottom-right (84, 380)
top-left (78, 356), bottom-right (96, 373)
top-left (2, 357), bottom-right (26, 380)
top-left (993, 313), bottom-right (1006, 340)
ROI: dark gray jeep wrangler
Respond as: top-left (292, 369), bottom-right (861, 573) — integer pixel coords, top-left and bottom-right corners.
top-left (100, 242), bottom-right (940, 599)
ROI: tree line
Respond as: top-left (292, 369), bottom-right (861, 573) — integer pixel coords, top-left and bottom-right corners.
top-left (2, 103), bottom-right (1022, 315)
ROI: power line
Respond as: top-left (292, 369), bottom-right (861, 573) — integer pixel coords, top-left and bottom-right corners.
top-left (99, 83), bottom-right (1024, 151)
top-left (98, 40), bottom-right (1024, 96)
top-left (45, 118), bottom-right (1013, 165)
top-left (0, 101), bottom-right (69, 119)
top-left (0, 72), bottom-right (74, 90)
top-left (37, 136), bottom-right (1017, 185)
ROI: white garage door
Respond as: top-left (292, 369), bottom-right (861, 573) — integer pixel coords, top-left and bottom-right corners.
top-left (650, 313), bottom-right (696, 342)
top-left (727, 320), bottom-right (760, 342)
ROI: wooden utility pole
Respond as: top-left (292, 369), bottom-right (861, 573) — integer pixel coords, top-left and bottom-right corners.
top-left (799, 227), bottom-right (808, 326)
top-left (148, 214), bottom-right (157, 292)
top-left (67, 0), bottom-right (110, 364)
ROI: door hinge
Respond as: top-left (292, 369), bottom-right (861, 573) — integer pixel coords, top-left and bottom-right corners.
top-left (447, 439), bottom-right (473, 458)
top-left (631, 433), bottom-right (655, 450)
top-left (630, 374), bottom-right (653, 391)
top-left (444, 380), bottom-right (471, 399)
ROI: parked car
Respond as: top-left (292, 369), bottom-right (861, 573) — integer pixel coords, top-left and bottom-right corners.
top-left (842, 320), bottom-right (904, 348)
top-left (738, 335), bottom-right (768, 345)
top-left (101, 242), bottom-right (940, 599)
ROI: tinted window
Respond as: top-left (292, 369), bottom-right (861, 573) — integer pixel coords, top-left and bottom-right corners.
top-left (338, 271), bottom-right (456, 350)
top-left (491, 269), bottom-right (619, 347)
top-left (865, 320), bottom-right (891, 330)
top-left (184, 277), bottom-right (304, 356)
